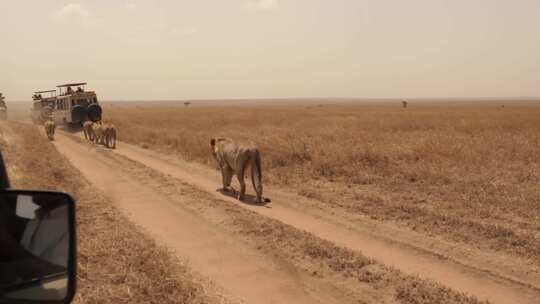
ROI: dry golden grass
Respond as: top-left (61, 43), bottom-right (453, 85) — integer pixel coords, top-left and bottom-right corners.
top-left (0, 121), bottom-right (214, 304)
top-left (106, 101), bottom-right (540, 264)
top-left (104, 129), bottom-right (486, 304)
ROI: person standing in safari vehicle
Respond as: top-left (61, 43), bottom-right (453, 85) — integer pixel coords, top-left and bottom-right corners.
top-left (0, 93), bottom-right (7, 121)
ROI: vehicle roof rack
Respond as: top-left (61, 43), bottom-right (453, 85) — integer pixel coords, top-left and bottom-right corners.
top-left (57, 83), bottom-right (87, 88)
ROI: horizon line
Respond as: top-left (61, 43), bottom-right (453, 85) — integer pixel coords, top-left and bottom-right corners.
top-left (6, 96), bottom-right (540, 103)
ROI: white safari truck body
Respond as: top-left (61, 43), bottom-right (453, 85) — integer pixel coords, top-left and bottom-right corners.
top-left (52, 83), bottom-right (102, 126)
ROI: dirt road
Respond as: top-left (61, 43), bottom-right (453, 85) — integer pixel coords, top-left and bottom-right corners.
top-left (53, 130), bottom-right (540, 304)
top-left (52, 133), bottom-right (341, 304)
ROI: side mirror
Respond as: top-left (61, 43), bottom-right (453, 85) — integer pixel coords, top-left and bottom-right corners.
top-left (0, 190), bottom-right (76, 304)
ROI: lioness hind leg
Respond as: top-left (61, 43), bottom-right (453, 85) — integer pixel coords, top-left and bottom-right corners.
top-left (221, 166), bottom-right (234, 192)
top-left (47, 127), bottom-right (54, 140)
top-left (237, 164), bottom-right (247, 201)
top-left (237, 175), bottom-right (246, 201)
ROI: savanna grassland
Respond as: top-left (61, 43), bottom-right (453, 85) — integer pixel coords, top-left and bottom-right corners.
top-left (0, 109), bottom-right (490, 304)
top-left (105, 101), bottom-right (540, 265)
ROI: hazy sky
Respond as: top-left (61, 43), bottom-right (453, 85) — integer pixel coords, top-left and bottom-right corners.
top-left (1, 0), bottom-right (539, 100)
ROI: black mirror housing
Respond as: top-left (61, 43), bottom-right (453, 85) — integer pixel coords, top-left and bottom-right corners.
top-left (0, 190), bottom-right (76, 304)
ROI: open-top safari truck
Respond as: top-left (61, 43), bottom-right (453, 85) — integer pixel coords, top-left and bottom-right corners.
top-left (0, 93), bottom-right (7, 120)
top-left (31, 90), bottom-right (57, 124)
top-left (53, 82), bottom-right (102, 126)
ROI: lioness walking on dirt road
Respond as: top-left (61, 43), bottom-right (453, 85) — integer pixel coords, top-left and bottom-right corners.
top-left (83, 121), bottom-right (94, 141)
top-left (103, 122), bottom-right (117, 149)
top-left (210, 137), bottom-right (269, 204)
top-left (44, 118), bottom-right (56, 141)
top-left (92, 121), bottom-right (104, 145)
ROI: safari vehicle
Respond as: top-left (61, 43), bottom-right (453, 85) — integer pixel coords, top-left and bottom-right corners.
top-left (0, 93), bottom-right (7, 121)
top-left (0, 152), bottom-right (76, 304)
top-left (31, 90), bottom-right (57, 125)
top-left (53, 83), bottom-right (102, 127)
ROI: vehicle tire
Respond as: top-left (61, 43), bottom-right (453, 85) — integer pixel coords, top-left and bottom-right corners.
top-left (71, 105), bottom-right (87, 123)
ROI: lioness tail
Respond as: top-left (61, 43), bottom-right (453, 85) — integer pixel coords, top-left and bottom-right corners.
top-left (251, 149), bottom-right (263, 202)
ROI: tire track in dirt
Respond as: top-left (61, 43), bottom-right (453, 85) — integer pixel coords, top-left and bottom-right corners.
top-left (51, 133), bottom-right (340, 304)
top-left (97, 137), bottom-right (540, 304)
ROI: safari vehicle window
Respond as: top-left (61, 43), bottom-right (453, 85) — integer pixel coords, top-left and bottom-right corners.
top-left (76, 99), bottom-right (89, 107)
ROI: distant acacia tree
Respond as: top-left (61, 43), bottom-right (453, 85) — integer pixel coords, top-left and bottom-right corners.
top-left (184, 101), bottom-right (191, 107)
top-left (402, 100), bottom-right (408, 108)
